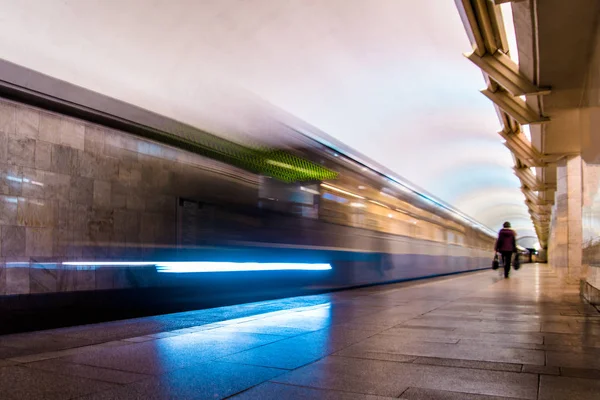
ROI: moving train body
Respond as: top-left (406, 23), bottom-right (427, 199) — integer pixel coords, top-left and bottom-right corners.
top-left (0, 96), bottom-right (495, 332)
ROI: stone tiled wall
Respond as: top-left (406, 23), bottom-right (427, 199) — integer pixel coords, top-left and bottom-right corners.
top-left (0, 97), bottom-right (258, 296)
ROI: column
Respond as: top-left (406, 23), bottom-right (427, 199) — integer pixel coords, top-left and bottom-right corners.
top-left (550, 155), bottom-right (583, 283)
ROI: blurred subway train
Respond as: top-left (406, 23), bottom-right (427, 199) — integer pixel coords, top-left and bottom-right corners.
top-left (0, 96), bottom-right (495, 333)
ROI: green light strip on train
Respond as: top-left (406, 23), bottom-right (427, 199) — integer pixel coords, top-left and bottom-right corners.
top-left (140, 126), bottom-right (337, 182)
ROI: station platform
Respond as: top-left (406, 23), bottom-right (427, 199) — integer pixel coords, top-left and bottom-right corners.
top-left (0, 264), bottom-right (599, 400)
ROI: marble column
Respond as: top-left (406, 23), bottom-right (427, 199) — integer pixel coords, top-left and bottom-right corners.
top-left (550, 155), bottom-right (583, 283)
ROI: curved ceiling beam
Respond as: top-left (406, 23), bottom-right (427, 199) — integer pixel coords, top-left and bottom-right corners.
top-left (454, 0), bottom-right (551, 247)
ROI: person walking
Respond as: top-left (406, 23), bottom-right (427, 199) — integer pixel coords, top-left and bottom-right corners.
top-left (495, 221), bottom-right (516, 278)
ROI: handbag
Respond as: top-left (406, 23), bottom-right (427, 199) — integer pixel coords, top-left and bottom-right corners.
top-left (513, 253), bottom-right (521, 270)
top-left (492, 253), bottom-right (499, 270)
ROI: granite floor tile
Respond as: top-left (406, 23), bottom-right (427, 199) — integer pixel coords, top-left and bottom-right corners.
top-left (543, 333), bottom-right (600, 347)
top-left (272, 356), bottom-right (538, 399)
top-left (0, 332), bottom-right (96, 351)
top-left (538, 375), bottom-right (600, 400)
top-left (457, 339), bottom-right (544, 350)
top-left (546, 351), bottom-right (600, 370)
top-left (333, 349), bottom-right (418, 363)
top-left (0, 359), bottom-right (17, 368)
top-left (539, 343), bottom-right (600, 354)
top-left (76, 361), bottom-right (284, 400)
top-left (337, 334), bottom-right (544, 365)
top-left (26, 358), bottom-right (149, 384)
top-left (218, 327), bottom-right (373, 370)
top-left (230, 382), bottom-right (396, 399)
top-left (121, 336), bottom-right (157, 343)
top-left (382, 326), bottom-right (545, 343)
top-left (399, 387), bottom-right (525, 400)
top-left (210, 322), bottom-right (313, 337)
top-left (0, 365), bottom-right (117, 400)
top-left (63, 330), bottom-right (286, 374)
top-left (0, 345), bottom-right (33, 359)
top-left (521, 364), bottom-right (560, 375)
top-left (559, 366), bottom-right (600, 379)
top-left (411, 356), bottom-right (522, 372)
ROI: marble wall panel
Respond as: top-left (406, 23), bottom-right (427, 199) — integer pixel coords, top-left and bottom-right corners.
top-left (111, 181), bottom-right (128, 209)
top-left (8, 137), bottom-right (35, 168)
top-left (105, 144), bottom-right (138, 163)
top-left (15, 106), bottom-right (40, 139)
top-left (43, 171), bottom-right (71, 202)
top-left (21, 168), bottom-right (45, 199)
top-left (1, 225), bottom-right (25, 257)
top-left (117, 160), bottom-right (142, 186)
top-left (52, 228), bottom-right (72, 258)
top-left (0, 164), bottom-right (22, 196)
top-left (145, 194), bottom-right (176, 215)
top-left (84, 125), bottom-right (105, 154)
top-left (0, 195), bottom-right (18, 225)
top-left (88, 209), bottom-right (114, 258)
top-left (38, 112), bottom-right (62, 144)
top-left (126, 191), bottom-right (145, 211)
top-left (103, 129), bottom-right (122, 149)
top-left (0, 102), bottom-right (15, 134)
top-left (26, 227), bottom-right (53, 257)
top-left (109, 231), bottom-right (127, 259)
top-left (17, 198), bottom-right (54, 227)
top-left (118, 132), bottom-right (142, 154)
top-left (113, 209), bottom-right (140, 243)
top-left (0, 260), bottom-right (5, 295)
top-left (57, 266), bottom-right (76, 292)
top-left (140, 212), bottom-right (160, 244)
top-left (30, 264), bottom-right (57, 294)
top-left (112, 268), bottom-right (131, 290)
top-left (95, 267), bottom-right (113, 290)
top-left (79, 151), bottom-right (118, 180)
top-left (70, 204), bottom-right (91, 234)
top-left (5, 265), bottom-right (29, 295)
top-left (155, 214), bottom-right (177, 245)
top-left (35, 141), bottom-right (52, 171)
top-left (93, 180), bottom-right (111, 208)
top-left (0, 131), bottom-right (7, 162)
top-left (69, 176), bottom-right (94, 205)
top-left (51, 144), bottom-right (79, 175)
top-left (75, 266), bottom-right (95, 291)
top-left (59, 118), bottom-right (85, 150)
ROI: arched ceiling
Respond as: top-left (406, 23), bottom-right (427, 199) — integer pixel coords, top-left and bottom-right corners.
top-left (0, 0), bottom-right (534, 239)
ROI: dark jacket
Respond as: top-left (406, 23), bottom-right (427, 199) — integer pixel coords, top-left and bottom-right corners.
top-left (495, 228), bottom-right (516, 252)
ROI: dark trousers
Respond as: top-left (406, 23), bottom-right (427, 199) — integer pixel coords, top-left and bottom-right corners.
top-left (500, 252), bottom-right (513, 277)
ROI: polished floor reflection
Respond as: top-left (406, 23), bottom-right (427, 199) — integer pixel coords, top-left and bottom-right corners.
top-left (0, 264), bottom-right (599, 399)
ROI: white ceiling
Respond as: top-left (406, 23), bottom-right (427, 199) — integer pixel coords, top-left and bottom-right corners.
top-left (0, 0), bottom-right (535, 239)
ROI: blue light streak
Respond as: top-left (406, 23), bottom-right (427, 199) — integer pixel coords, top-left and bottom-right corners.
top-left (156, 262), bottom-right (332, 273)
top-left (61, 261), bottom-right (332, 273)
